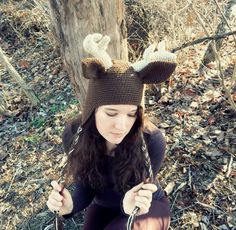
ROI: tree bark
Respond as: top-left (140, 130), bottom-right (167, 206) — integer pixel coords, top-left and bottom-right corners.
top-left (201, 0), bottom-right (236, 68)
top-left (47, 0), bottom-right (128, 108)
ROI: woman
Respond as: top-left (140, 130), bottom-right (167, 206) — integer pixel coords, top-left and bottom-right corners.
top-left (47, 33), bottom-right (177, 230)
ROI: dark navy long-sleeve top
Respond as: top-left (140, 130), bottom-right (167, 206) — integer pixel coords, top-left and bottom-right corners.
top-left (62, 121), bottom-right (166, 217)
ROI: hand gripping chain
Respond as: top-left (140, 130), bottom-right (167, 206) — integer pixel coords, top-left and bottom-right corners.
top-left (126, 133), bottom-right (153, 230)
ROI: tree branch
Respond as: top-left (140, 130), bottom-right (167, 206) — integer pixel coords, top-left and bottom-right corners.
top-left (171, 30), bottom-right (236, 52)
top-left (0, 47), bottom-right (40, 106)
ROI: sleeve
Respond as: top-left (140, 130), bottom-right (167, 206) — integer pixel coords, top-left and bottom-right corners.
top-left (72, 181), bottom-right (95, 213)
top-left (147, 130), bottom-right (166, 176)
top-left (63, 181), bottom-right (96, 219)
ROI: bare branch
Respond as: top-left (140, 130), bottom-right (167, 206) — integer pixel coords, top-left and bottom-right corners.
top-left (171, 30), bottom-right (236, 52)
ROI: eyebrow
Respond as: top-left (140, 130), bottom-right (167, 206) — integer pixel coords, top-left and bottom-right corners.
top-left (104, 108), bottom-right (137, 112)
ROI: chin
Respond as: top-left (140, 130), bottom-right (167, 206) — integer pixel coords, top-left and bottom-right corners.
top-left (109, 136), bottom-right (125, 144)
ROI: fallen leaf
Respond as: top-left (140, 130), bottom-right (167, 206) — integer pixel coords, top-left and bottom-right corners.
top-left (18, 59), bottom-right (30, 69)
top-left (205, 150), bottom-right (223, 157)
top-left (190, 101), bottom-right (199, 108)
top-left (207, 116), bottom-right (216, 125)
top-left (164, 181), bottom-right (175, 195)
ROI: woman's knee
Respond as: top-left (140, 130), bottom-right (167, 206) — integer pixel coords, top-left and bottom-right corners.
top-left (134, 198), bottom-right (171, 230)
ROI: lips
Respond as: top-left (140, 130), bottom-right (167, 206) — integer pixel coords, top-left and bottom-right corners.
top-left (111, 133), bottom-right (124, 137)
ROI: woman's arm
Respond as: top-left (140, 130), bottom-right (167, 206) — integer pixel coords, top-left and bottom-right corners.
top-left (63, 181), bottom-right (95, 218)
top-left (147, 130), bottom-right (166, 176)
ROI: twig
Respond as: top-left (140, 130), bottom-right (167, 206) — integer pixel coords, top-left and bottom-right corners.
top-left (230, 61), bottom-right (236, 89)
top-left (188, 165), bottom-right (192, 188)
top-left (170, 191), bottom-right (179, 211)
top-left (212, 41), bottom-right (236, 112)
top-left (195, 200), bottom-right (223, 214)
top-left (173, 182), bottom-right (187, 196)
top-left (43, 224), bottom-right (54, 230)
top-left (190, 2), bottom-right (236, 112)
top-left (0, 47), bottom-right (40, 106)
top-left (171, 30), bottom-right (236, 52)
top-left (226, 154), bottom-right (233, 178)
top-left (72, 218), bottom-right (81, 228)
top-left (6, 164), bottom-right (21, 194)
top-left (174, 204), bottom-right (196, 215)
top-left (213, 0), bottom-right (236, 46)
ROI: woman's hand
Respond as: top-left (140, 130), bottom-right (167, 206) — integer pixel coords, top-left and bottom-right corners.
top-left (46, 180), bottom-right (73, 216)
top-left (122, 181), bottom-right (157, 216)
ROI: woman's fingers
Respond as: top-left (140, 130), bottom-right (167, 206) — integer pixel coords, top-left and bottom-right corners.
top-left (51, 180), bottom-right (62, 192)
top-left (48, 198), bottom-right (62, 208)
top-left (47, 200), bottom-right (61, 212)
top-left (138, 189), bottom-right (152, 199)
top-left (134, 199), bottom-right (150, 214)
top-left (133, 184), bottom-right (156, 215)
top-left (130, 182), bottom-right (144, 193)
top-left (135, 195), bottom-right (150, 204)
top-left (49, 190), bottom-right (63, 202)
top-left (47, 181), bottom-right (64, 213)
top-left (141, 183), bottom-right (157, 193)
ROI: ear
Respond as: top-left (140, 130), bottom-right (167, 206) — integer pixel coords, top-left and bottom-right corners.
top-left (81, 58), bottom-right (106, 79)
top-left (139, 61), bottom-right (177, 84)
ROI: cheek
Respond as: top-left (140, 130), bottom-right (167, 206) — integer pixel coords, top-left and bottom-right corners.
top-left (128, 118), bottom-right (136, 130)
top-left (95, 113), bottom-right (109, 132)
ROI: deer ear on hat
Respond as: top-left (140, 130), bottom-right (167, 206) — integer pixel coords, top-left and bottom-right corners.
top-left (81, 58), bottom-right (106, 79)
top-left (138, 61), bottom-right (177, 84)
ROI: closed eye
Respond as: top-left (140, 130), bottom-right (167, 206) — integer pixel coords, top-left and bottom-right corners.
top-left (128, 113), bottom-right (137, 117)
top-left (105, 113), bottom-right (136, 117)
top-left (105, 113), bottom-right (117, 117)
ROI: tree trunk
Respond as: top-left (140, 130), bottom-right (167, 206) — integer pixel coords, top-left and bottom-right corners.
top-left (47, 0), bottom-right (128, 108)
top-left (201, 0), bottom-right (236, 69)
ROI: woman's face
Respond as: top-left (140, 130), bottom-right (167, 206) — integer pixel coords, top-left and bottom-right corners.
top-left (95, 104), bottom-right (138, 149)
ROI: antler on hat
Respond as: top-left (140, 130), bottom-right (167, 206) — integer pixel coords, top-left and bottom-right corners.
top-left (82, 33), bottom-right (113, 70)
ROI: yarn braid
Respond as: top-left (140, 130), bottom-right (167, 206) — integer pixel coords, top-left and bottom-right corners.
top-left (126, 133), bottom-right (154, 230)
top-left (53, 126), bottom-right (83, 230)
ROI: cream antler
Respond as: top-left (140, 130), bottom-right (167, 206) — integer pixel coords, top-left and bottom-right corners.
top-left (131, 41), bottom-right (177, 72)
top-left (83, 33), bottom-right (113, 69)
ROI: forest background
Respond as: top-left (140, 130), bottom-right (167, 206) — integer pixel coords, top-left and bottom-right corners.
top-left (0, 0), bottom-right (236, 229)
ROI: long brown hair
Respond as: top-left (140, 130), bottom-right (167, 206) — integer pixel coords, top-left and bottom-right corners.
top-left (65, 106), bottom-right (149, 193)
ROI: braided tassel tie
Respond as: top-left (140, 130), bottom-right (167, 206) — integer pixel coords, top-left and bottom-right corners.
top-left (52, 126), bottom-right (83, 230)
top-left (126, 134), bottom-right (153, 230)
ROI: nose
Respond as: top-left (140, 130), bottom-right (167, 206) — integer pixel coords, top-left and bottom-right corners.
top-left (114, 115), bottom-right (127, 131)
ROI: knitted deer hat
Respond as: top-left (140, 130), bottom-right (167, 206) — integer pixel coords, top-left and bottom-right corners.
top-left (81, 33), bottom-right (177, 125)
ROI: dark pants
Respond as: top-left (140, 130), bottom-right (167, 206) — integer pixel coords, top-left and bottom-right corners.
top-left (83, 197), bottom-right (170, 230)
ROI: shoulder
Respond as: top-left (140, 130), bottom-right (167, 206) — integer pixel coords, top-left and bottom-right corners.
top-left (143, 121), bottom-right (166, 174)
top-left (62, 115), bottom-right (82, 153)
top-left (143, 121), bottom-right (166, 146)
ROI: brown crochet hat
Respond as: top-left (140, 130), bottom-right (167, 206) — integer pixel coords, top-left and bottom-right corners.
top-left (81, 34), bottom-right (177, 125)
